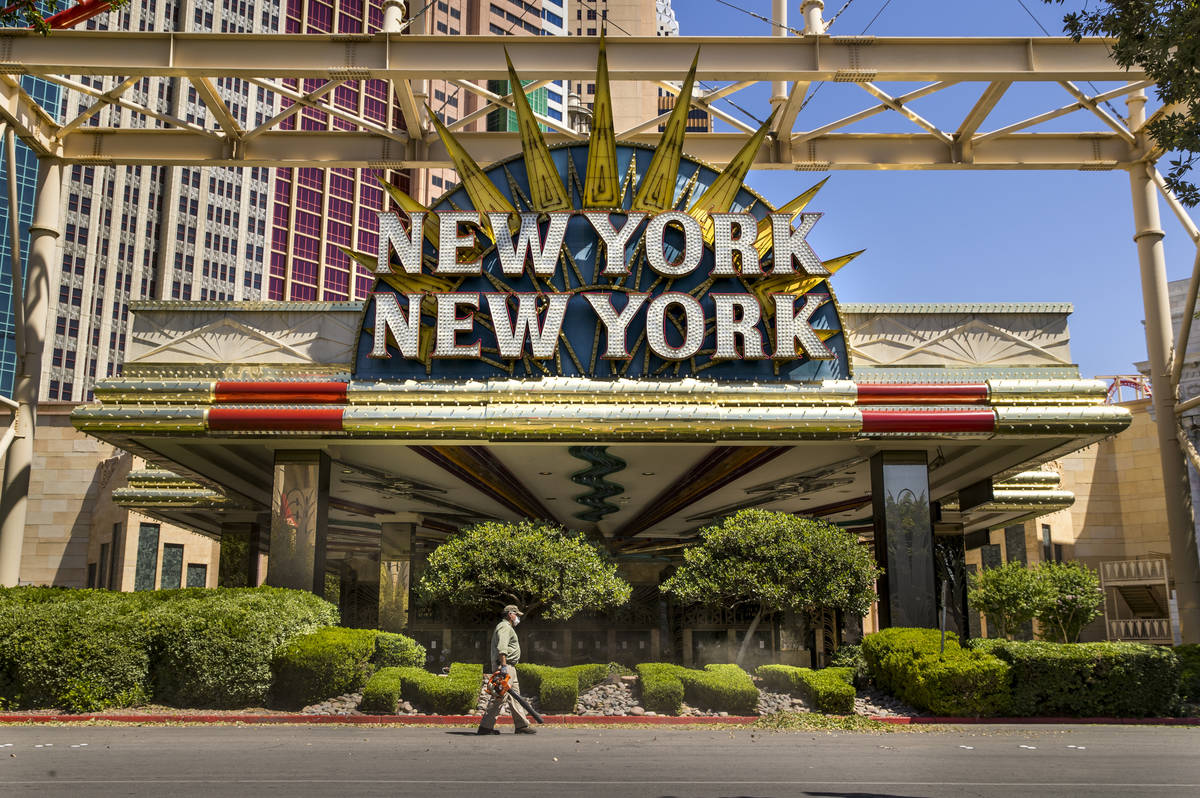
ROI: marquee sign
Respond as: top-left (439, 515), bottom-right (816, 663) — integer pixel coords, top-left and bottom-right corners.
top-left (353, 46), bottom-right (857, 383)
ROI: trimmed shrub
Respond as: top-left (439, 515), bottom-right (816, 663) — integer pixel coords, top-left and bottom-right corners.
top-left (678, 664), bottom-right (759, 715)
top-left (974, 639), bottom-right (1181, 717)
top-left (361, 663), bottom-right (481, 715)
top-left (145, 587), bottom-right (340, 708)
top-left (0, 586), bottom-right (340, 711)
top-left (1177, 644), bottom-right (1200, 704)
top-left (0, 596), bottom-right (151, 712)
top-left (360, 668), bottom-right (406, 714)
top-left (636, 663), bottom-right (685, 714)
top-left (634, 663), bottom-right (758, 715)
top-left (515, 663), bottom-right (609, 712)
top-left (862, 627), bottom-right (1010, 717)
top-left (757, 665), bottom-right (855, 714)
top-left (373, 632), bottom-right (427, 669)
top-left (271, 627), bottom-right (379, 708)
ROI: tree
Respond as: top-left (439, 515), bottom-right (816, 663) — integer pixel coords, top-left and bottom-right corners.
top-left (968, 561), bottom-right (1045, 640)
top-left (1045, 1), bottom-right (1200, 205)
top-left (0, 2), bottom-right (130, 36)
top-left (416, 520), bottom-right (631, 621)
top-left (660, 509), bottom-right (881, 666)
top-left (1034, 561), bottom-right (1104, 643)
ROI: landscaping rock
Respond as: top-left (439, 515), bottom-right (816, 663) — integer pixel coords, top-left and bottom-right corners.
top-left (300, 692), bottom-right (362, 716)
top-left (853, 686), bottom-right (920, 718)
top-left (629, 706), bottom-right (645, 716)
top-left (755, 688), bottom-right (803, 716)
top-left (574, 680), bottom-right (638, 715)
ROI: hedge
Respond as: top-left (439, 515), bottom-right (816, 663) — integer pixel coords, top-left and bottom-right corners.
top-left (270, 628), bottom-right (425, 708)
top-left (515, 663), bottom-right (609, 713)
top-left (636, 663), bottom-right (685, 714)
top-left (1177, 645), bottom-right (1200, 705)
top-left (862, 628), bottom-right (1011, 717)
top-left (633, 663), bottom-right (758, 715)
top-left (972, 639), bottom-right (1181, 717)
top-left (757, 665), bottom-right (855, 714)
top-left (360, 663), bottom-right (482, 714)
top-left (0, 586), bottom-right (339, 712)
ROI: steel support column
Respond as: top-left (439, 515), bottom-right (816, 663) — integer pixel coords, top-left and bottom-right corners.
top-left (0, 158), bottom-right (59, 586)
top-left (1128, 91), bottom-right (1200, 643)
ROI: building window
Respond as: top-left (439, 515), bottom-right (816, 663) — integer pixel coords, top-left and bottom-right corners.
top-left (1041, 523), bottom-right (1053, 563)
top-left (186, 563), bottom-right (207, 588)
top-left (98, 542), bottom-right (110, 591)
top-left (86, 562), bottom-right (97, 588)
top-left (161, 544), bottom-right (184, 590)
top-left (134, 522), bottom-right (160, 591)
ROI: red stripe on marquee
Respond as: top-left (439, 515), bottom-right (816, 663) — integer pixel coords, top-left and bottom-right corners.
top-left (860, 409), bottom-right (995, 434)
top-left (856, 383), bottom-right (989, 405)
top-left (208, 407), bottom-right (345, 432)
top-left (214, 382), bottom-right (348, 404)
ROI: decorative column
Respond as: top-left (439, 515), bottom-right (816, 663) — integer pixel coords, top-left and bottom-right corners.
top-left (1127, 89), bottom-right (1200, 643)
top-left (870, 451), bottom-right (937, 628)
top-left (218, 521), bottom-right (263, 588)
top-left (0, 159), bottom-right (60, 586)
top-left (378, 519), bottom-right (417, 632)
top-left (266, 451), bottom-right (330, 595)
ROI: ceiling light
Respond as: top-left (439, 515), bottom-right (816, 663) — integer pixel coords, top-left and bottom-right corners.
top-left (538, 471), bottom-right (552, 476)
top-left (641, 472), bottom-right (655, 476)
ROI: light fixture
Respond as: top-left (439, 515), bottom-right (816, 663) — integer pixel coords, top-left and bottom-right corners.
top-left (538, 471), bottom-right (552, 476)
top-left (641, 472), bottom-right (655, 476)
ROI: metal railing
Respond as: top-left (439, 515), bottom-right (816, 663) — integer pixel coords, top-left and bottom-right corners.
top-left (1100, 558), bottom-right (1169, 585)
top-left (1108, 618), bottom-right (1173, 644)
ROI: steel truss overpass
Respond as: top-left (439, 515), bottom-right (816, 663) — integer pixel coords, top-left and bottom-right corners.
top-left (0, 1), bottom-right (1198, 641)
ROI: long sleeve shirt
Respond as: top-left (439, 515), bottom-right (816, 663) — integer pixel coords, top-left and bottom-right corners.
top-left (490, 619), bottom-right (520, 671)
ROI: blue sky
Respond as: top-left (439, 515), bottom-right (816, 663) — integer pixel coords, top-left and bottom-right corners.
top-left (674, 0), bottom-right (1190, 379)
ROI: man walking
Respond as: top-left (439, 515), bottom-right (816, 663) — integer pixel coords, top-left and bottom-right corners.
top-left (478, 604), bottom-right (535, 735)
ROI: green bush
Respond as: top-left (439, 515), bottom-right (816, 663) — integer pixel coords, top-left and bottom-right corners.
top-left (0, 595), bottom-right (151, 712)
top-left (361, 662), bottom-right (482, 715)
top-left (862, 627), bottom-right (1010, 717)
top-left (515, 663), bottom-right (609, 712)
top-left (1177, 644), bottom-right (1200, 704)
top-left (0, 586), bottom-right (340, 711)
top-left (975, 639), bottom-right (1181, 717)
top-left (829, 644), bottom-right (869, 688)
top-left (636, 663), bottom-right (685, 714)
top-left (271, 628), bottom-right (379, 708)
top-left (142, 587), bottom-right (339, 708)
top-left (757, 665), bottom-right (855, 714)
top-left (373, 632), bottom-right (427, 669)
top-left (270, 628), bottom-right (428, 708)
top-left (634, 663), bottom-right (758, 715)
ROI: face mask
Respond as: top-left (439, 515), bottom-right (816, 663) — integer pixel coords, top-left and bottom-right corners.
top-left (512, 617), bottom-right (521, 626)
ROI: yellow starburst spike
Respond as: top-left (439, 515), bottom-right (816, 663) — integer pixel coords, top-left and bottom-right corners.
top-left (378, 178), bottom-right (440, 251)
top-left (688, 108), bottom-right (778, 233)
top-left (504, 49), bottom-right (571, 212)
top-left (428, 105), bottom-right (516, 240)
top-left (752, 249), bottom-right (863, 312)
top-left (584, 37), bottom-right (620, 209)
top-left (631, 48), bottom-right (701, 213)
top-left (753, 177), bottom-right (829, 259)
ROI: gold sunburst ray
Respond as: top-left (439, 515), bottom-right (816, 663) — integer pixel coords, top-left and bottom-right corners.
top-left (584, 36), bottom-right (620, 208)
top-left (751, 249), bottom-right (864, 312)
top-left (427, 104), bottom-right (516, 241)
top-left (631, 48), bottom-right (701, 213)
top-left (377, 179), bottom-right (441, 252)
top-left (753, 177), bottom-right (829, 259)
top-left (687, 108), bottom-right (779, 237)
top-left (504, 48), bottom-right (572, 213)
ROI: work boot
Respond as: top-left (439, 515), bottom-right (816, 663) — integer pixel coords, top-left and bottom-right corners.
top-left (514, 726), bottom-right (537, 734)
top-left (476, 727), bottom-right (501, 735)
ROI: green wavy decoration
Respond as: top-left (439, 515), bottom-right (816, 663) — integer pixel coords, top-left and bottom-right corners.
top-left (568, 446), bottom-right (627, 523)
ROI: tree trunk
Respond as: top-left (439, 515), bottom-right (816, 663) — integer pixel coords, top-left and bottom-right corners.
top-left (734, 604), bottom-right (765, 667)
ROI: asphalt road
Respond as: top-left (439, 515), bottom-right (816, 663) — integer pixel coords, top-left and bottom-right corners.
top-left (0, 723), bottom-right (1197, 798)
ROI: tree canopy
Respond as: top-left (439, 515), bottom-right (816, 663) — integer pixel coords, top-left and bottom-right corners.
top-left (1046, 1), bottom-right (1200, 205)
top-left (416, 520), bottom-right (631, 621)
top-left (968, 560), bottom-right (1044, 640)
top-left (1032, 561), bottom-right (1104, 643)
top-left (0, 2), bottom-right (130, 36)
top-left (661, 509), bottom-right (880, 665)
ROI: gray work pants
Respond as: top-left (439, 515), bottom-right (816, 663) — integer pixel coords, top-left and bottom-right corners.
top-left (479, 665), bottom-right (530, 730)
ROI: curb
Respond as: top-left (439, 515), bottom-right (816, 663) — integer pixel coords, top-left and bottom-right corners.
top-left (0, 713), bottom-right (1197, 726)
